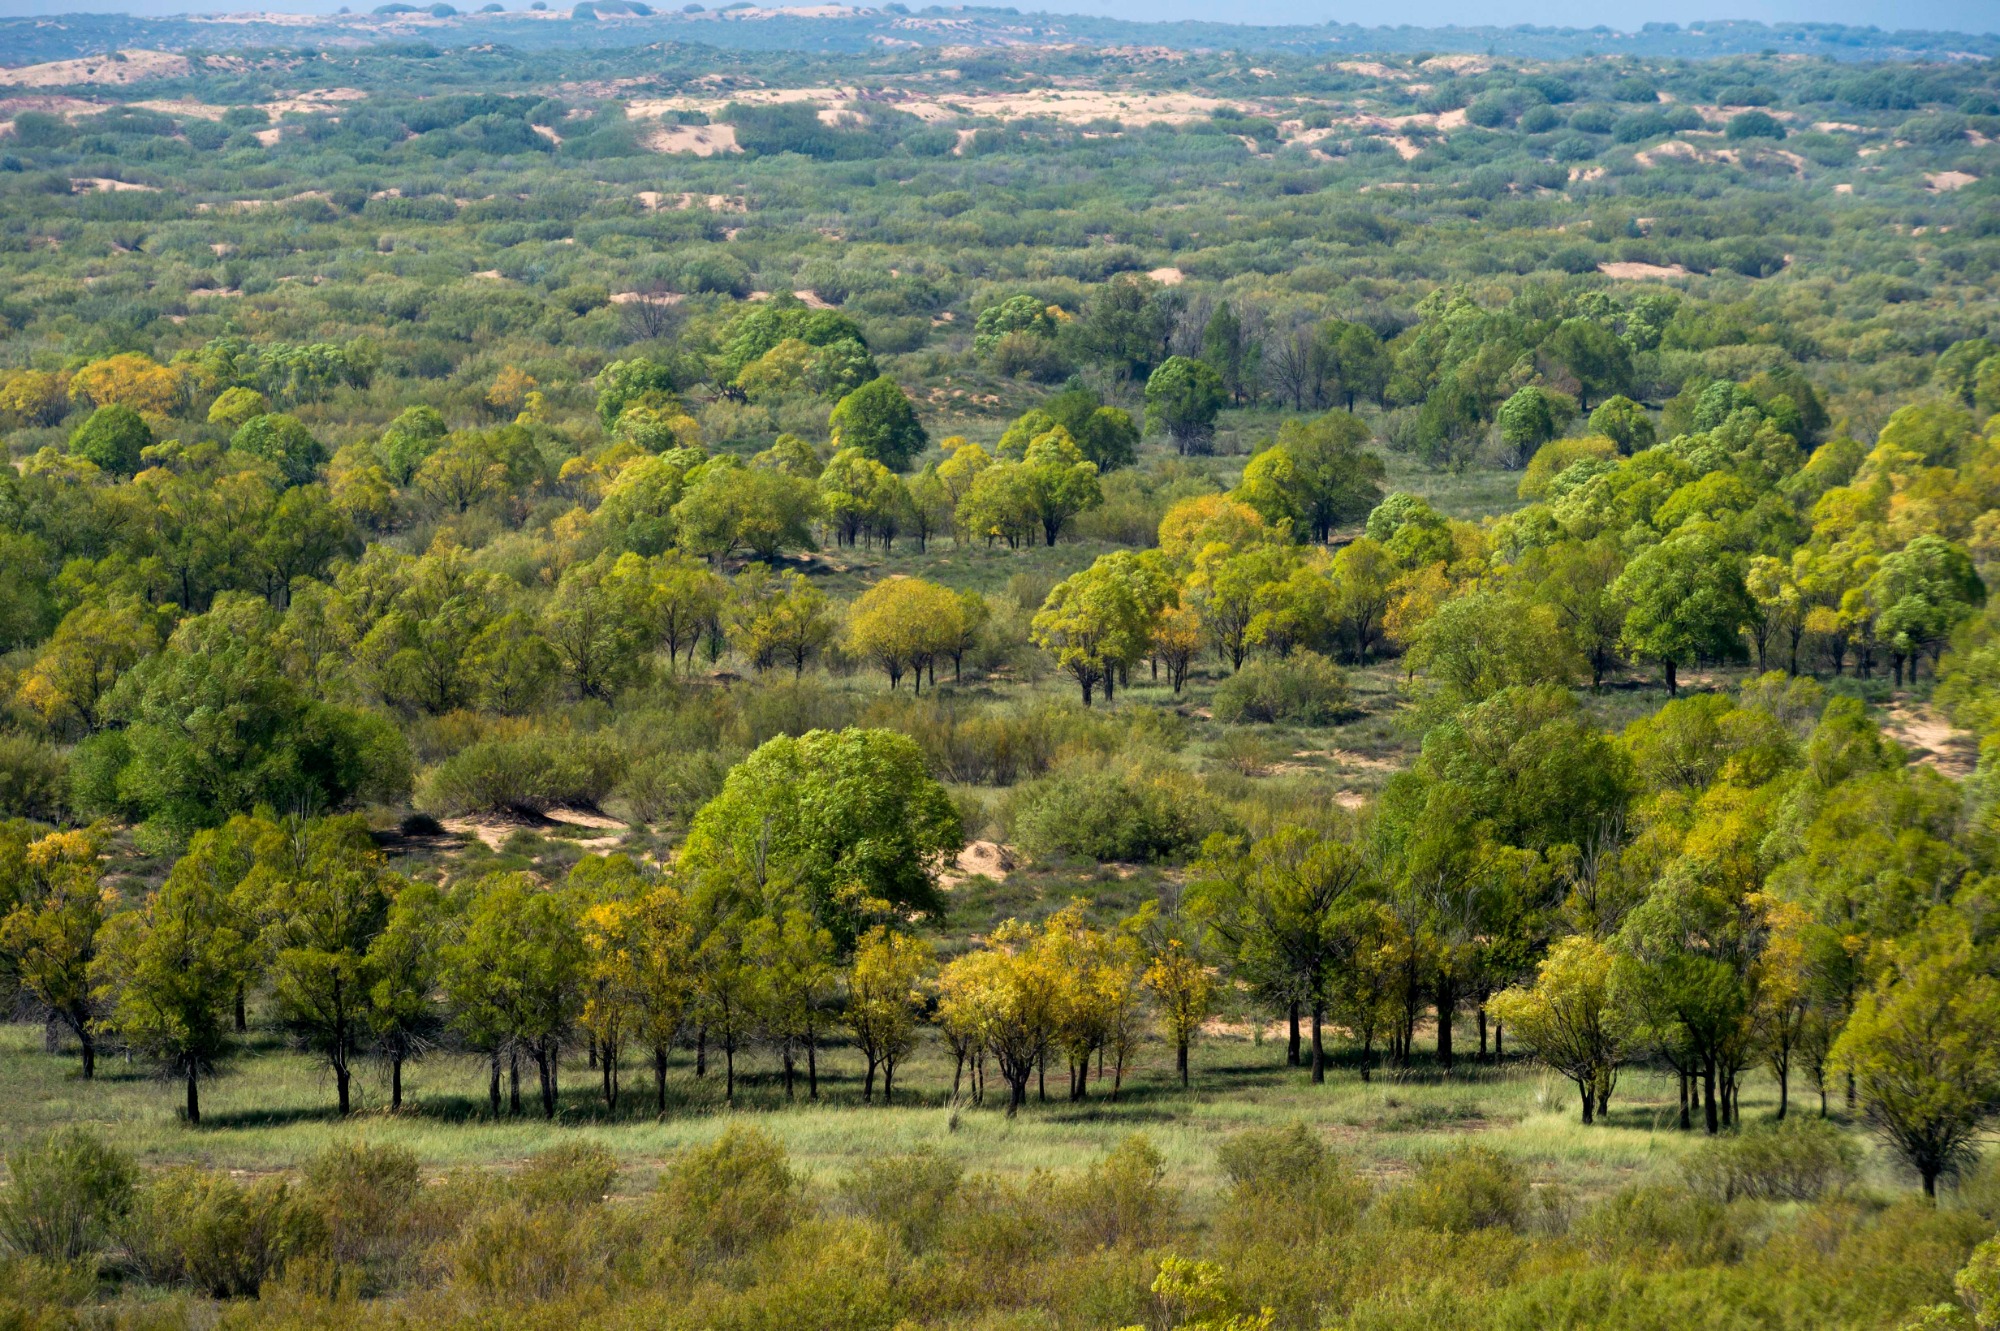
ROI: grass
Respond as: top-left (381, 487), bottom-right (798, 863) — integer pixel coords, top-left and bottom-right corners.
top-left (0, 1017), bottom-right (1908, 1204)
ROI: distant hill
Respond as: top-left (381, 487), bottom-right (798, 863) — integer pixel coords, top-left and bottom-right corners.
top-left (2, 5), bottom-right (1997, 67)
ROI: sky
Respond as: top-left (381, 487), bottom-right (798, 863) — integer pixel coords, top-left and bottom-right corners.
top-left (0, 0), bottom-right (1994, 32)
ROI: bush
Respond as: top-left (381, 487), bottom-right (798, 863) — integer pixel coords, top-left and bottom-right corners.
top-left (616, 746), bottom-right (734, 826)
top-left (839, 1147), bottom-right (963, 1254)
top-left (0, 733), bottom-right (67, 822)
top-left (512, 1143), bottom-right (618, 1212)
top-left (419, 733), bottom-right (624, 815)
top-left (0, 1129), bottom-right (135, 1263)
top-left (1215, 1121), bottom-right (1367, 1243)
top-left (1052, 1135), bottom-right (1177, 1251)
top-left (120, 1168), bottom-right (320, 1296)
top-left (1571, 1183), bottom-right (1741, 1268)
top-left (1384, 1145), bottom-right (1528, 1233)
top-left (654, 1127), bottom-right (799, 1261)
top-left (1681, 1118), bottom-right (1860, 1202)
top-left (446, 1199), bottom-right (623, 1301)
top-left (299, 1142), bottom-right (422, 1279)
top-left (1726, 110), bottom-right (1786, 141)
top-left (1519, 435), bottom-right (1620, 499)
top-left (67, 405), bottom-right (152, 475)
top-left (1212, 652), bottom-right (1352, 725)
top-left (1010, 758), bottom-right (1232, 863)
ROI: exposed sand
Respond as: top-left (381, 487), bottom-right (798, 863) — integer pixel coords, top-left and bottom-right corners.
top-left (1884, 703), bottom-right (1977, 779)
top-left (1146, 266), bottom-right (1185, 286)
top-left (636, 190), bottom-right (745, 212)
top-left (1599, 261), bottom-right (1691, 281)
top-left (71, 177), bottom-right (157, 192)
top-left (645, 122), bottom-right (741, 155)
top-left (1928, 170), bottom-right (1979, 192)
top-left (0, 50), bottom-right (190, 87)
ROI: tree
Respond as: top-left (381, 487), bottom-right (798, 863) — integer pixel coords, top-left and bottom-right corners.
top-left (440, 874), bottom-right (585, 1119)
top-left (1489, 936), bottom-right (1624, 1124)
top-left (1834, 922), bottom-right (2000, 1198)
top-left (0, 830), bottom-right (108, 1078)
top-left (1614, 526), bottom-right (1752, 694)
top-left (1494, 387), bottom-right (1568, 467)
top-left (1018, 427), bottom-right (1102, 546)
top-left (749, 909), bottom-right (837, 1100)
top-left (1044, 390), bottom-right (1140, 473)
top-left (678, 728), bottom-right (961, 943)
top-left (818, 447), bottom-right (902, 549)
top-left (829, 377), bottom-right (927, 470)
top-left (1032, 554), bottom-right (1155, 705)
top-left (730, 568), bottom-right (834, 675)
top-left (937, 920), bottom-right (1061, 1114)
top-left (1318, 319), bottom-right (1390, 411)
top-left (1867, 534), bottom-right (1984, 684)
top-left (1146, 356), bottom-right (1227, 456)
top-left (846, 576), bottom-right (962, 692)
top-left (1528, 538), bottom-right (1627, 688)
top-left (1145, 936), bottom-right (1216, 1087)
top-left (1201, 301), bottom-right (1256, 403)
top-left (207, 386), bottom-right (268, 432)
top-left (1588, 395), bottom-right (1656, 453)
top-left (90, 851), bottom-right (250, 1125)
top-left (15, 598), bottom-right (159, 734)
top-left (75, 608), bottom-right (407, 837)
top-left (240, 816), bottom-right (394, 1115)
top-left (231, 415), bottom-right (325, 488)
top-left (674, 459), bottom-right (819, 562)
top-left (69, 353), bottom-right (183, 416)
top-left (1542, 318), bottom-right (1633, 411)
top-left (68, 404), bottom-right (153, 476)
top-left (543, 553), bottom-right (651, 701)
top-left (595, 356), bottom-right (683, 427)
top-left (846, 926), bottom-right (935, 1103)
top-left (1235, 413), bottom-right (1385, 545)
top-left (366, 880), bottom-right (445, 1113)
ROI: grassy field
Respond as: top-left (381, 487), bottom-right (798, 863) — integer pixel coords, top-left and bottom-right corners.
top-left (1, 1016), bottom-right (1913, 1205)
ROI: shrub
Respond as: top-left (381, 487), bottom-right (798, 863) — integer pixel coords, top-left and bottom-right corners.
top-left (120, 1168), bottom-right (320, 1296)
top-left (1211, 652), bottom-right (1352, 725)
top-left (419, 733), bottom-right (624, 815)
top-left (839, 1146), bottom-right (963, 1254)
top-left (1010, 759), bottom-right (1232, 863)
top-left (1520, 435), bottom-right (1620, 500)
top-left (512, 1143), bottom-right (618, 1212)
top-left (1053, 1135), bottom-right (1177, 1251)
top-left (1571, 1183), bottom-right (1741, 1268)
top-left (1214, 1121), bottom-right (1367, 1243)
top-left (1726, 110), bottom-right (1786, 141)
top-left (654, 1127), bottom-right (800, 1261)
top-left (0, 733), bottom-right (67, 822)
top-left (1681, 1118), bottom-right (1860, 1202)
top-left (299, 1142), bottom-right (422, 1278)
top-left (446, 1199), bottom-right (623, 1301)
top-left (616, 746), bottom-right (734, 826)
top-left (0, 1129), bottom-right (135, 1263)
top-left (67, 405), bottom-right (152, 475)
top-left (1384, 1145), bottom-right (1528, 1233)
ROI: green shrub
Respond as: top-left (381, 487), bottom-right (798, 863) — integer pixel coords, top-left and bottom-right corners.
top-left (0, 1129), bottom-right (135, 1263)
top-left (120, 1167), bottom-right (320, 1296)
top-left (0, 734), bottom-right (67, 822)
top-left (1383, 1144), bottom-right (1528, 1233)
top-left (1211, 652), bottom-right (1352, 725)
top-left (512, 1142), bottom-right (618, 1211)
top-left (654, 1126), bottom-right (799, 1261)
top-left (1010, 758), bottom-right (1231, 863)
top-left (67, 405), bottom-right (151, 475)
top-left (1571, 1183), bottom-right (1741, 1268)
top-left (1054, 1134), bottom-right (1178, 1251)
top-left (419, 733), bottom-right (624, 815)
top-left (839, 1146), bottom-right (962, 1254)
top-left (615, 747), bottom-right (734, 826)
top-left (1681, 1118), bottom-right (1860, 1202)
top-left (446, 1199), bottom-right (623, 1301)
top-left (1215, 1121), bottom-right (1367, 1243)
top-left (299, 1142), bottom-right (422, 1278)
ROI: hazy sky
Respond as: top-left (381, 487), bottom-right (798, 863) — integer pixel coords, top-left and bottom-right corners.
top-left (0, 0), bottom-right (1994, 32)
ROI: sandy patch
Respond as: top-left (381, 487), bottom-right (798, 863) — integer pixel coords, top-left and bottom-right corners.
top-left (1434, 106), bottom-right (1470, 130)
top-left (260, 88), bottom-right (366, 116)
top-left (1147, 266), bottom-right (1185, 286)
top-left (532, 123), bottom-right (561, 145)
top-left (1420, 54), bottom-right (1492, 74)
top-left (1834, 182), bottom-right (1854, 194)
top-left (253, 126), bottom-right (283, 146)
top-left (610, 290), bottom-right (684, 305)
top-left (131, 98), bottom-right (230, 120)
top-left (0, 50), bottom-right (189, 87)
top-left (637, 190), bottom-right (746, 212)
top-left (1884, 703), bottom-right (1977, 779)
top-left (940, 839), bottom-right (1016, 889)
top-left (646, 122), bottom-right (741, 155)
top-left (1928, 170), bottom-right (1978, 192)
top-left (1336, 61), bottom-right (1410, 80)
top-left (1635, 139), bottom-right (1701, 167)
top-left (71, 176), bottom-right (156, 192)
top-left (794, 289), bottom-right (834, 309)
top-left (1813, 120), bottom-right (1866, 133)
top-left (471, 269), bottom-right (505, 280)
top-left (1599, 261), bottom-right (1690, 280)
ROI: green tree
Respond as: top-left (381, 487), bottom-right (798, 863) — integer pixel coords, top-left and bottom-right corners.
top-left (69, 404), bottom-right (152, 476)
top-left (1868, 534), bottom-right (1984, 685)
top-left (441, 874), bottom-right (585, 1119)
top-left (1588, 395), bottom-right (1656, 452)
top-left (231, 414), bottom-right (325, 488)
top-left (1032, 554), bottom-right (1156, 705)
top-left (367, 880), bottom-right (445, 1113)
top-left (241, 816), bottom-right (394, 1115)
top-left (1489, 936), bottom-right (1625, 1123)
top-left (1834, 922), bottom-right (2000, 1198)
top-left (679, 728), bottom-right (962, 943)
top-left (829, 377), bottom-right (927, 470)
top-left (0, 830), bottom-right (109, 1078)
top-left (1018, 426), bottom-right (1102, 546)
top-left (91, 851), bottom-right (251, 1125)
top-left (1146, 355), bottom-right (1227, 456)
top-left (1613, 527), bottom-right (1752, 694)
top-left (748, 908), bottom-right (838, 1100)
top-left (1236, 412), bottom-right (1385, 545)
top-left (1542, 318), bottom-right (1634, 411)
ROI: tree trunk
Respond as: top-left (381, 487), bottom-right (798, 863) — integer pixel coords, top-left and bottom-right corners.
top-left (509, 1049), bottom-right (522, 1115)
top-left (864, 1057), bottom-right (877, 1103)
top-left (1579, 1080), bottom-right (1594, 1124)
top-left (335, 1055), bottom-right (351, 1116)
top-left (186, 1067), bottom-right (201, 1125)
top-left (1477, 1007), bottom-right (1488, 1061)
top-left (1288, 1002), bottom-right (1301, 1067)
top-left (1435, 974), bottom-right (1455, 1071)
top-left (235, 983), bottom-right (247, 1033)
top-left (1664, 658), bottom-right (1678, 696)
top-left (782, 1048), bottom-right (795, 1101)
top-left (884, 1062), bottom-right (895, 1104)
top-left (79, 1033), bottom-right (95, 1081)
top-left (808, 1038), bottom-right (818, 1100)
top-left (1494, 1019), bottom-right (1503, 1060)
top-left (391, 1054), bottom-right (404, 1112)
top-left (655, 1046), bottom-right (668, 1112)
top-left (490, 1052), bottom-right (502, 1116)
top-left (1177, 1039), bottom-right (1189, 1087)
top-left (724, 1041), bottom-right (735, 1104)
top-left (1703, 1056), bottom-right (1719, 1135)
top-left (1310, 1005), bottom-right (1326, 1084)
